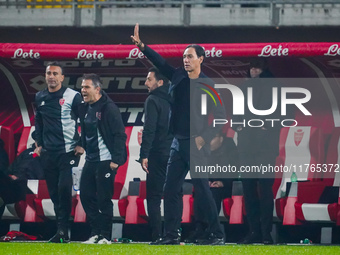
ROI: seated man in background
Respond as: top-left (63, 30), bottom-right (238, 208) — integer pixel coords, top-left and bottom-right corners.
top-left (0, 138), bottom-right (8, 175)
top-left (209, 131), bottom-right (239, 213)
top-left (185, 131), bottom-right (239, 243)
top-left (0, 138), bottom-right (25, 213)
top-left (7, 131), bottom-right (44, 181)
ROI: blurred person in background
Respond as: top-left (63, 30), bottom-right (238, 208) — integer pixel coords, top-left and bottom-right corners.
top-left (233, 58), bottom-right (281, 245)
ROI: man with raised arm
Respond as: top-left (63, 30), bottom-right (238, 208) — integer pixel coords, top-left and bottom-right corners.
top-left (131, 24), bottom-right (225, 245)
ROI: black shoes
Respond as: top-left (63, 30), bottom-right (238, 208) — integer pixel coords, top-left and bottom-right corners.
top-left (150, 229), bottom-right (181, 245)
top-left (238, 232), bottom-right (262, 244)
top-left (149, 237), bottom-right (162, 245)
top-left (149, 235), bottom-right (180, 245)
top-left (263, 234), bottom-right (274, 245)
top-left (238, 232), bottom-right (274, 244)
top-left (48, 230), bottom-right (70, 243)
top-left (196, 233), bottom-right (225, 245)
top-left (184, 230), bottom-right (209, 244)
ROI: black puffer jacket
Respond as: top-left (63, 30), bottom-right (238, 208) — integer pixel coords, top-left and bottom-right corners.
top-left (140, 83), bottom-right (173, 158)
top-left (79, 92), bottom-right (127, 166)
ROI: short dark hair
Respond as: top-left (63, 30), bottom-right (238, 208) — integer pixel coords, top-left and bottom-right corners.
top-left (46, 61), bottom-right (64, 75)
top-left (82, 73), bottom-right (103, 94)
top-left (148, 67), bottom-right (169, 85)
top-left (249, 58), bottom-right (268, 70)
top-left (185, 44), bottom-right (206, 59)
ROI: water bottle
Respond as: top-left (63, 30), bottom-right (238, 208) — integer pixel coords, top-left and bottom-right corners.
top-left (119, 238), bottom-right (132, 243)
top-left (112, 238), bottom-right (131, 243)
top-left (300, 238), bottom-right (311, 244)
top-left (290, 172), bottom-right (298, 182)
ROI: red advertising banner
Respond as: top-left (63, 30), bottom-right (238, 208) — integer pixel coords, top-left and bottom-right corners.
top-left (1, 42), bottom-right (340, 135)
top-left (1, 42), bottom-right (340, 59)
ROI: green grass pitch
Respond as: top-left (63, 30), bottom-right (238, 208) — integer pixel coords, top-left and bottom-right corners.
top-left (1, 242), bottom-right (340, 255)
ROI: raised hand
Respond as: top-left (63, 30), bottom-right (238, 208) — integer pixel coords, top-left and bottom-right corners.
top-left (130, 23), bottom-right (145, 50)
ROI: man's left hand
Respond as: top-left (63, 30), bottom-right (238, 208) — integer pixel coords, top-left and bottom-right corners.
top-left (210, 181), bottom-right (224, 188)
top-left (195, 136), bottom-right (205, 150)
top-left (74, 146), bottom-right (85, 156)
top-left (110, 162), bottom-right (119, 171)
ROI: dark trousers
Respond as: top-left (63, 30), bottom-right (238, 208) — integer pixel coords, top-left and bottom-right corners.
top-left (41, 151), bottom-right (79, 231)
top-left (0, 172), bottom-right (26, 204)
top-left (80, 160), bottom-right (116, 240)
top-left (239, 152), bottom-right (275, 237)
top-left (192, 182), bottom-right (232, 233)
top-left (146, 153), bottom-right (168, 241)
top-left (210, 184), bottom-right (232, 213)
top-left (164, 138), bottom-right (224, 238)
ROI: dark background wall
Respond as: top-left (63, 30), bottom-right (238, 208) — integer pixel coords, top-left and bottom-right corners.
top-left (1, 26), bottom-right (340, 45)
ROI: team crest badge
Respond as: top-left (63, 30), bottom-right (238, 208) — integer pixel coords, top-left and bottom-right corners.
top-left (137, 129), bottom-right (143, 146)
top-left (294, 129), bottom-right (304, 146)
top-left (59, 98), bottom-right (65, 106)
top-left (96, 112), bottom-right (101, 120)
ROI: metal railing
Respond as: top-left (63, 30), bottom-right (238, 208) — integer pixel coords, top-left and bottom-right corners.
top-left (1, 0), bottom-right (339, 9)
top-left (1, 0), bottom-right (338, 27)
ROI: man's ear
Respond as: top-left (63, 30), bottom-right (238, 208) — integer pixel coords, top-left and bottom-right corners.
top-left (96, 86), bottom-right (101, 94)
top-left (158, 79), bottom-right (164, 87)
top-left (199, 56), bottom-right (204, 64)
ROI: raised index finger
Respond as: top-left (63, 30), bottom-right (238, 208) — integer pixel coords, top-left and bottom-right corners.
top-left (134, 23), bottom-right (139, 38)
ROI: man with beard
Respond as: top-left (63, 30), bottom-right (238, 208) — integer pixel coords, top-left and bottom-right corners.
top-left (138, 67), bottom-right (173, 244)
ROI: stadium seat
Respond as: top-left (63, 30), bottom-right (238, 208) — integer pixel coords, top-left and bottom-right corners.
top-left (125, 181), bottom-right (147, 224)
top-left (112, 126), bottom-right (135, 221)
top-left (1, 180), bottom-right (39, 222)
top-left (270, 126), bottom-right (325, 224)
top-left (136, 180), bottom-right (193, 224)
top-left (33, 180), bottom-right (78, 221)
top-left (16, 126), bottom-right (35, 156)
top-left (292, 127), bottom-right (340, 226)
top-left (226, 180), bottom-right (246, 224)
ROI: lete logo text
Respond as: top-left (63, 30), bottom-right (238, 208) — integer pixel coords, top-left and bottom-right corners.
top-left (12, 48), bottom-right (40, 59)
top-left (324, 44), bottom-right (340, 56)
top-left (258, 45), bottom-right (289, 57)
top-left (127, 47), bottom-right (223, 59)
top-left (76, 49), bottom-right (104, 60)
